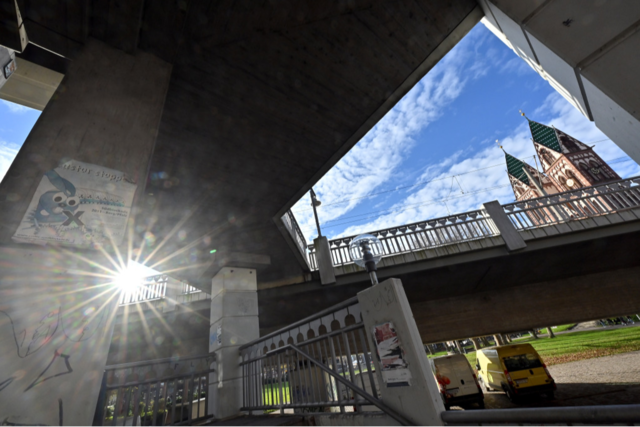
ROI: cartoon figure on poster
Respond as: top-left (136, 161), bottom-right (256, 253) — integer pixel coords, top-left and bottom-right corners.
top-left (13, 159), bottom-right (137, 247)
top-left (372, 322), bottom-right (412, 386)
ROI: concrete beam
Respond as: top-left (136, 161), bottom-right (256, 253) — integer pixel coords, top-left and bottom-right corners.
top-left (414, 265), bottom-right (640, 343)
top-left (0, 56), bottom-right (63, 110)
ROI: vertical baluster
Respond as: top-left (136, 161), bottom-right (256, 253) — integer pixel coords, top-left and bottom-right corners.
top-left (269, 354), bottom-right (277, 408)
top-left (112, 387), bottom-right (123, 427)
top-left (314, 341), bottom-right (329, 407)
top-left (334, 334), bottom-right (351, 409)
top-left (277, 353), bottom-right (285, 414)
top-left (188, 374), bottom-right (195, 422)
top-left (131, 385), bottom-right (142, 426)
top-left (359, 328), bottom-right (378, 400)
top-left (152, 380), bottom-right (160, 426)
top-left (304, 343), bottom-right (320, 406)
top-left (349, 331), bottom-right (367, 411)
top-left (327, 334), bottom-right (344, 413)
top-left (170, 380), bottom-right (177, 425)
top-left (285, 350), bottom-right (297, 407)
top-left (121, 386), bottom-right (132, 427)
top-left (319, 338), bottom-right (336, 405)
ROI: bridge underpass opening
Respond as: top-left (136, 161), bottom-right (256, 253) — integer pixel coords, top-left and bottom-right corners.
top-left (1, 1), bottom-right (640, 424)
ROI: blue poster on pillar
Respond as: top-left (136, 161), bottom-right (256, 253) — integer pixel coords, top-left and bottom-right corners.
top-left (13, 159), bottom-right (137, 248)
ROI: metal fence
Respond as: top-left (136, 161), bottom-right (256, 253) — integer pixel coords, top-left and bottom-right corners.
top-left (119, 275), bottom-right (210, 307)
top-left (94, 354), bottom-right (215, 426)
top-left (119, 274), bottom-right (168, 305)
top-left (281, 210), bottom-right (309, 265)
top-left (503, 176), bottom-right (640, 231)
top-left (238, 297), bottom-right (412, 425)
top-left (308, 209), bottom-right (497, 269)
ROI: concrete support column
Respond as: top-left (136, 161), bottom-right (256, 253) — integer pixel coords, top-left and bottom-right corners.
top-left (208, 267), bottom-right (259, 419)
top-left (358, 278), bottom-right (444, 425)
top-left (493, 334), bottom-right (504, 346)
top-left (454, 340), bottom-right (464, 354)
top-left (470, 338), bottom-right (480, 351)
top-left (547, 327), bottom-right (556, 338)
top-left (0, 39), bottom-right (171, 426)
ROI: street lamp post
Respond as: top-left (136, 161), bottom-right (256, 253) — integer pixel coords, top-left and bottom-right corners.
top-left (349, 234), bottom-right (383, 285)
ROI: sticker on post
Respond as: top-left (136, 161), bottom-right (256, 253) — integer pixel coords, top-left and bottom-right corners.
top-left (4, 57), bottom-right (17, 79)
top-left (12, 159), bottom-right (137, 248)
top-left (372, 322), bottom-right (412, 387)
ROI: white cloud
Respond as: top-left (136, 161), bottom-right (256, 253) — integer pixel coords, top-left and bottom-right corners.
top-left (0, 140), bottom-right (19, 182)
top-left (292, 28), bottom-right (492, 243)
top-left (335, 92), bottom-right (640, 237)
top-left (1, 100), bottom-right (30, 114)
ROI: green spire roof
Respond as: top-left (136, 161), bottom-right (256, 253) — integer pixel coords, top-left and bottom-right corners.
top-left (505, 152), bottom-right (530, 185)
top-left (528, 120), bottom-right (561, 152)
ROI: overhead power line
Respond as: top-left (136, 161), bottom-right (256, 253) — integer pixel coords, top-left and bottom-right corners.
top-left (298, 154), bottom-right (636, 233)
top-left (292, 138), bottom-right (621, 214)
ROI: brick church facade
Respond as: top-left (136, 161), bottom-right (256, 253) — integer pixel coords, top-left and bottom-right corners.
top-left (505, 118), bottom-right (620, 202)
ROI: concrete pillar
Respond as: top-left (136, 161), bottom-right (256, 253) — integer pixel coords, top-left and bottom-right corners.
top-left (0, 38), bottom-right (172, 241)
top-left (502, 333), bottom-right (511, 344)
top-left (208, 267), bottom-right (259, 419)
top-left (547, 327), bottom-right (556, 338)
top-left (358, 278), bottom-right (444, 425)
top-left (0, 247), bottom-right (121, 426)
top-left (530, 329), bottom-right (539, 339)
top-left (454, 340), bottom-right (464, 354)
top-left (0, 38), bottom-right (171, 426)
top-left (493, 334), bottom-right (503, 346)
top-left (470, 338), bottom-right (480, 350)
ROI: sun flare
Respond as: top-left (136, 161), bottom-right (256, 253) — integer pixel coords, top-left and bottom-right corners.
top-left (115, 261), bottom-right (158, 292)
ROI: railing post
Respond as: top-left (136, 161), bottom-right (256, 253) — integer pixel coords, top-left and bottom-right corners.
top-left (313, 236), bottom-right (336, 285)
top-left (357, 278), bottom-right (445, 425)
top-left (208, 267), bottom-right (260, 419)
top-left (483, 200), bottom-right (527, 251)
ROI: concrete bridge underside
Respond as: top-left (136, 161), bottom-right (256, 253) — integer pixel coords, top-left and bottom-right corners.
top-left (0, 0), bottom-right (481, 290)
top-left (258, 213), bottom-right (640, 343)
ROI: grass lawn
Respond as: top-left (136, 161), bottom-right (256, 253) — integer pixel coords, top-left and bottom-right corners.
top-left (465, 325), bottom-right (640, 366)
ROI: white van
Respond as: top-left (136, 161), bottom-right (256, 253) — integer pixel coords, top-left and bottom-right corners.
top-left (431, 354), bottom-right (484, 410)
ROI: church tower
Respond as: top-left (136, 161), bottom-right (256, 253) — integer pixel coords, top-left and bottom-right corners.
top-left (505, 115), bottom-right (621, 202)
top-left (527, 119), bottom-right (620, 191)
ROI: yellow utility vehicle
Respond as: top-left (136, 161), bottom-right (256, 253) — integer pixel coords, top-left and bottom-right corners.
top-left (475, 343), bottom-right (555, 402)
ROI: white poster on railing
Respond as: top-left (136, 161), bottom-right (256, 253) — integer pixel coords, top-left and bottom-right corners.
top-left (13, 159), bottom-right (137, 248)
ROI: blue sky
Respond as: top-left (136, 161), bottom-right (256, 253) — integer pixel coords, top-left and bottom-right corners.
top-left (0, 21), bottom-right (639, 248)
top-left (0, 100), bottom-right (39, 180)
top-left (290, 21), bottom-right (640, 242)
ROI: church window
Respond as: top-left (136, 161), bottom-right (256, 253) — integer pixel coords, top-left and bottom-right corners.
top-left (539, 149), bottom-right (554, 167)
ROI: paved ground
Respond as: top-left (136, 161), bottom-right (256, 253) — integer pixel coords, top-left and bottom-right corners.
top-left (466, 350), bottom-right (640, 410)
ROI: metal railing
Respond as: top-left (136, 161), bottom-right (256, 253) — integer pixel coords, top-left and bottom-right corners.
top-left (308, 209), bottom-right (497, 269)
top-left (281, 210), bottom-right (309, 264)
top-left (119, 275), bottom-right (210, 307)
top-left (238, 298), bottom-right (412, 425)
top-left (119, 274), bottom-right (168, 305)
top-left (503, 176), bottom-right (640, 231)
top-left (94, 354), bottom-right (215, 426)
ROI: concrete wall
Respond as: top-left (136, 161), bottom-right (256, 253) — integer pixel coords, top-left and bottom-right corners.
top-left (478, 0), bottom-right (640, 164)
